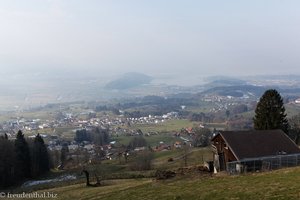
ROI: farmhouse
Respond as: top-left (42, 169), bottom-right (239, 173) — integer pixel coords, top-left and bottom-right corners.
top-left (211, 130), bottom-right (300, 173)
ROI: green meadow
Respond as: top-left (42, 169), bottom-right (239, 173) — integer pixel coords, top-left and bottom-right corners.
top-left (29, 166), bottom-right (300, 200)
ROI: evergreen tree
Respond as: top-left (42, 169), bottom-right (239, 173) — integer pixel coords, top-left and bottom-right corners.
top-left (93, 128), bottom-right (110, 146)
top-left (60, 143), bottom-right (69, 168)
top-left (253, 89), bottom-right (289, 133)
top-left (31, 134), bottom-right (49, 177)
top-left (0, 137), bottom-right (15, 187)
top-left (14, 130), bottom-right (31, 179)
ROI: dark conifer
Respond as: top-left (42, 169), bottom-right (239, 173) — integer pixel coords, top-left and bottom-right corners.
top-left (253, 89), bottom-right (289, 133)
top-left (0, 136), bottom-right (15, 187)
top-left (14, 130), bottom-right (31, 179)
top-left (32, 134), bottom-right (49, 177)
top-left (60, 143), bottom-right (69, 168)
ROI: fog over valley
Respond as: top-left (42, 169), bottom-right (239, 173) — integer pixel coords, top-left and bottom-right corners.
top-left (1, 1), bottom-right (300, 110)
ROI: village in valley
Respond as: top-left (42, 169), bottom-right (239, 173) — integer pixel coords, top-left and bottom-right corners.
top-left (1, 73), bottom-right (300, 200)
top-left (1, 109), bottom-right (179, 163)
top-left (1, 81), bottom-right (300, 200)
top-left (1, 83), bottom-right (300, 192)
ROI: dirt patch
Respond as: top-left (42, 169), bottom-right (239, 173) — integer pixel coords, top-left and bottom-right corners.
top-left (155, 165), bottom-right (211, 180)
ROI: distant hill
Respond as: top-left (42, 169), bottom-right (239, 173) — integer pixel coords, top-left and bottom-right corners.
top-left (201, 85), bottom-right (268, 97)
top-left (201, 83), bottom-right (300, 98)
top-left (105, 73), bottom-right (153, 90)
top-left (201, 77), bottom-right (248, 92)
top-left (208, 79), bottom-right (247, 86)
top-left (204, 77), bottom-right (246, 86)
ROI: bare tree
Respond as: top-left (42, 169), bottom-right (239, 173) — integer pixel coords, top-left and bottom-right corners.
top-left (182, 144), bottom-right (191, 167)
top-left (130, 150), bottom-right (153, 171)
top-left (81, 168), bottom-right (101, 187)
top-left (81, 169), bottom-right (90, 186)
top-left (289, 114), bottom-right (300, 144)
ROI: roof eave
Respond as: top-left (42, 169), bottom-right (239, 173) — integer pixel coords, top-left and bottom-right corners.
top-left (219, 132), bottom-right (241, 161)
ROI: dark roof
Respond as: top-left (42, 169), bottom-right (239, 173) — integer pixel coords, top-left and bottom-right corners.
top-left (213, 130), bottom-right (300, 160)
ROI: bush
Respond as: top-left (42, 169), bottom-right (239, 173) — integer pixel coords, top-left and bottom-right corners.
top-left (130, 150), bottom-right (154, 171)
top-left (155, 170), bottom-right (176, 180)
top-left (127, 136), bottom-right (147, 150)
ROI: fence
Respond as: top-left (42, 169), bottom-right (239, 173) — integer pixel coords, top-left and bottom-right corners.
top-left (227, 153), bottom-right (300, 175)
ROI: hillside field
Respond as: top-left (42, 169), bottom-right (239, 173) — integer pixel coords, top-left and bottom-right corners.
top-left (28, 167), bottom-right (300, 200)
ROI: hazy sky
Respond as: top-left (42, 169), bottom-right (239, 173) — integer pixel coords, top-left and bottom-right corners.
top-left (0, 0), bottom-right (300, 77)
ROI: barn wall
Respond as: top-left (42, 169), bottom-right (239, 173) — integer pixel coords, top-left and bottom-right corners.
top-left (212, 134), bottom-right (237, 171)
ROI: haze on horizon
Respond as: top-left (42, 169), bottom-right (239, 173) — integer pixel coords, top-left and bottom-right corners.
top-left (0, 0), bottom-right (300, 78)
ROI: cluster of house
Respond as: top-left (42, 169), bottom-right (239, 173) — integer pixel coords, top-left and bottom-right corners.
top-left (203, 94), bottom-right (252, 102)
top-left (0, 119), bottom-right (54, 139)
top-left (48, 138), bottom-right (115, 167)
top-left (295, 98), bottom-right (300, 104)
top-left (125, 112), bottom-right (179, 125)
top-left (112, 126), bottom-right (158, 137)
top-left (0, 110), bottom-right (179, 139)
top-left (202, 94), bottom-right (255, 113)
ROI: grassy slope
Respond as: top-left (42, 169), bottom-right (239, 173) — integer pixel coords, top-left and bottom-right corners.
top-left (32, 167), bottom-right (300, 200)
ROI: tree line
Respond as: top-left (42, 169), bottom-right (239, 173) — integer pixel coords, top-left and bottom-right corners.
top-left (0, 131), bottom-right (50, 188)
top-left (74, 128), bottom-right (110, 146)
top-left (95, 95), bottom-right (197, 117)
